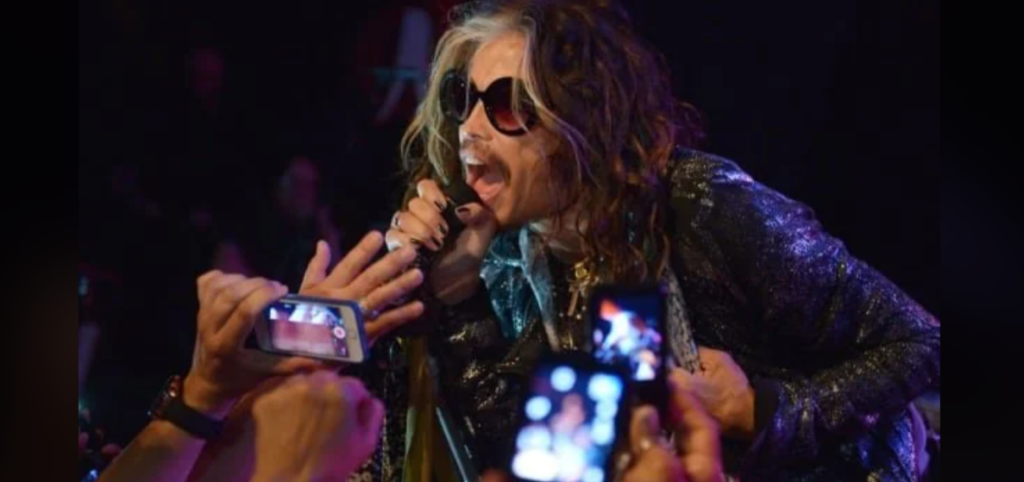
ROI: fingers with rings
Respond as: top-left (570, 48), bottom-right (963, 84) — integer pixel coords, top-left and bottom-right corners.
top-left (407, 197), bottom-right (448, 242)
top-left (385, 228), bottom-right (428, 252)
top-left (357, 297), bottom-right (380, 321)
top-left (391, 209), bottom-right (441, 250)
top-left (364, 301), bottom-right (425, 341)
top-left (356, 268), bottom-right (424, 321)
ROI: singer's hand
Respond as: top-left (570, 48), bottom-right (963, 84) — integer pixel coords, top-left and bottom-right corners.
top-left (300, 232), bottom-right (425, 344)
top-left (385, 179), bottom-right (498, 305)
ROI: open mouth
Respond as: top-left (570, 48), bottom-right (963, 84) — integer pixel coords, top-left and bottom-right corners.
top-left (462, 153), bottom-right (506, 204)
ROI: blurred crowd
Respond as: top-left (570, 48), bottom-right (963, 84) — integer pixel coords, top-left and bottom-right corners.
top-left (79, 1), bottom-right (460, 444)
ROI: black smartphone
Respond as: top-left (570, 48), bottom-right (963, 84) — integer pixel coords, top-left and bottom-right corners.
top-left (254, 295), bottom-right (369, 363)
top-left (507, 352), bottom-right (631, 482)
top-left (588, 283), bottom-right (668, 410)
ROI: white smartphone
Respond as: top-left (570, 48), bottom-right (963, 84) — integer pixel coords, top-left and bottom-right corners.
top-left (254, 295), bottom-right (368, 363)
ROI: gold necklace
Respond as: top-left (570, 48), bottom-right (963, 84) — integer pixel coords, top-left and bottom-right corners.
top-left (566, 257), bottom-right (599, 317)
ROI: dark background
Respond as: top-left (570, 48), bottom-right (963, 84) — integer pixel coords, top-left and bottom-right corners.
top-left (78, 0), bottom-right (939, 442)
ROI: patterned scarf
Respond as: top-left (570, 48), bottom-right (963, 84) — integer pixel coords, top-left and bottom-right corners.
top-left (481, 228), bottom-right (701, 370)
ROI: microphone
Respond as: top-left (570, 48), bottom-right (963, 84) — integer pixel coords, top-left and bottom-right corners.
top-left (396, 178), bottom-right (481, 337)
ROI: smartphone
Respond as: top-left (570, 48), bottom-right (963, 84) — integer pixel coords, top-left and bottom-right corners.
top-left (508, 353), bottom-right (631, 482)
top-left (588, 284), bottom-right (668, 409)
top-left (254, 295), bottom-right (368, 363)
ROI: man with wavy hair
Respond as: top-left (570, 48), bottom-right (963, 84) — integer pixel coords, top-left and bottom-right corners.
top-left (377, 1), bottom-right (939, 480)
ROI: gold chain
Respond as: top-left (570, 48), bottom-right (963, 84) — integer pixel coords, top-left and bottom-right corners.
top-left (567, 258), bottom-right (598, 316)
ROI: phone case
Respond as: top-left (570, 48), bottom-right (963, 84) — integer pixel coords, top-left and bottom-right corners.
top-left (254, 294), bottom-right (369, 363)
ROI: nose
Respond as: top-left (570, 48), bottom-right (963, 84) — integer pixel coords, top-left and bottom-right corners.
top-left (459, 97), bottom-right (493, 143)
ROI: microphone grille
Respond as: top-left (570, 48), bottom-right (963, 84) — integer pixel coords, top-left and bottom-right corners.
top-left (444, 178), bottom-right (481, 206)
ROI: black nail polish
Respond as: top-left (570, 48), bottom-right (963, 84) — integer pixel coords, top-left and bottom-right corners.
top-left (439, 224), bottom-right (449, 236)
top-left (434, 199), bottom-right (446, 211)
top-left (409, 238), bottom-right (423, 246)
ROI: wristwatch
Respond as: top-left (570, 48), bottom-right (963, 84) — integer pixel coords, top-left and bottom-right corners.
top-left (148, 375), bottom-right (224, 440)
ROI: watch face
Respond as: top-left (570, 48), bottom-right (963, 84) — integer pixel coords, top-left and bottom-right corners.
top-left (149, 391), bottom-right (172, 419)
top-left (149, 375), bottom-right (183, 419)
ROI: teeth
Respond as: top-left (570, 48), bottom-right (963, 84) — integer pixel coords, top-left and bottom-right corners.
top-left (462, 154), bottom-right (485, 166)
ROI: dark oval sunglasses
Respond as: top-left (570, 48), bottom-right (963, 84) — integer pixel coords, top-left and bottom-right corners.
top-left (440, 70), bottom-right (538, 136)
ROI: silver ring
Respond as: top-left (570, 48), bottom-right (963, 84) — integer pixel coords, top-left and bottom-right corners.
top-left (357, 297), bottom-right (380, 320)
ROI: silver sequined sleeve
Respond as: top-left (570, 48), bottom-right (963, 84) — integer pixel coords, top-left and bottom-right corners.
top-left (668, 151), bottom-right (940, 477)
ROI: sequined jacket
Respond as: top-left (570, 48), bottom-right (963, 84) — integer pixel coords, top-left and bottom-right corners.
top-left (358, 149), bottom-right (940, 481)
